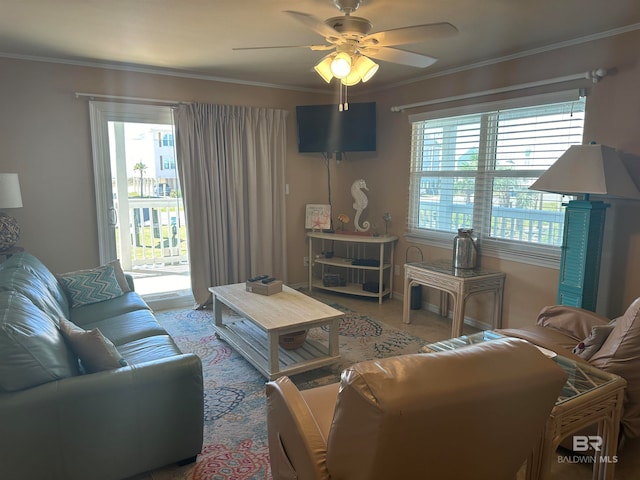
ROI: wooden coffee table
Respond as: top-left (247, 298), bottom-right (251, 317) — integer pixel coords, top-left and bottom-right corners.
top-left (208, 283), bottom-right (343, 380)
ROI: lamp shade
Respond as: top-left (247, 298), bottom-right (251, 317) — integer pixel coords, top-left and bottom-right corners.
top-left (314, 56), bottom-right (334, 83)
top-left (341, 68), bottom-right (362, 86)
top-left (530, 144), bottom-right (640, 199)
top-left (0, 174), bottom-right (23, 208)
top-left (353, 55), bottom-right (379, 83)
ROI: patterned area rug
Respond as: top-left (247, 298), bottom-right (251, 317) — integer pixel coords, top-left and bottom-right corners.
top-left (150, 303), bottom-right (426, 480)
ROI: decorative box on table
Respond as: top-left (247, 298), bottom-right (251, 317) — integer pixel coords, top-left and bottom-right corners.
top-left (246, 279), bottom-right (283, 296)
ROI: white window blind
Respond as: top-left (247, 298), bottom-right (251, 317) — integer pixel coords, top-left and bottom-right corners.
top-left (408, 94), bottom-right (586, 266)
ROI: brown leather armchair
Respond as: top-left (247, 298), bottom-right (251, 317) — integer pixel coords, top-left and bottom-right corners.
top-left (502, 297), bottom-right (640, 439)
top-left (266, 337), bottom-right (567, 480)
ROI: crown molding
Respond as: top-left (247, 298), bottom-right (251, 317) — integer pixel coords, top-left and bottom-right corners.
top-left (0, 51), bottom-right (332, 95)
top-left (1, 22), bottom-right (638, 95)
top-left (363, 22), bottom-right (640, 95)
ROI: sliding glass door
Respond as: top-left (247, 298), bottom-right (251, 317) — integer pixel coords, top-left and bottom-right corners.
top-left (89, 102), bottom-right (191, 305)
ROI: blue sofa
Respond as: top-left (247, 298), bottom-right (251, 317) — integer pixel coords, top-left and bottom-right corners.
top-left (0, 253), bottom-right (204, 480)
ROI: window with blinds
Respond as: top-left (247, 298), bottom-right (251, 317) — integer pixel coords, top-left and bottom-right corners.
top-left (408, 95), bottom-right (586, 263)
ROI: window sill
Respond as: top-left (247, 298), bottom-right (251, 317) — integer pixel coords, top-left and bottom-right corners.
top-left (404, 232), bottom-right (560, 269)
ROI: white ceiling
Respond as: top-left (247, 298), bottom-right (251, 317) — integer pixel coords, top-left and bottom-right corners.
top-left (2, 0), bottom-right (639, 91)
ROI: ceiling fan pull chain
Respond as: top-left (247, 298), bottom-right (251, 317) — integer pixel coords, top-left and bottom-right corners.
top-left (337, 82), bottom-right (349, 111)
top-left (344, 83), bottom-right (349, 111)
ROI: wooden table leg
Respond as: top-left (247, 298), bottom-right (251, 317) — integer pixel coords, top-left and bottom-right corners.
top-left (439, 290), bottom-right (449, 317)
top-left (214, 295), bottom-right (223, 328)
top-left (268, 333), bottom-right (280, 380)
top-left (403, 276), bottom-right (411, 324)
top-left (598, 415), bottom-right (620, 480)
top-left (493, 285), bottom-right (504, 329)
top-left (328, 317), bottom-right (340, 357)
top-left (451, 293), bottom-right (464, 337)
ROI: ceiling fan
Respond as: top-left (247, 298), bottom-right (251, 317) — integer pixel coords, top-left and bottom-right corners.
top-left (234, 0), bottom-right (458, 86)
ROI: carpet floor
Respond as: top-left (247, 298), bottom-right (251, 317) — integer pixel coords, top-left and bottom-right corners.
top-left (145, 298), bottom-right (429, 480)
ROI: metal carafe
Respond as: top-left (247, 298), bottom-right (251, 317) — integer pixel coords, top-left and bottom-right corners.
top-left (453, 228), bottom-right (478, 269)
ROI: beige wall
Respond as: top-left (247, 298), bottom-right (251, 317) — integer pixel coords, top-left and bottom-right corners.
top-left (0, 59), bottom-right (331, 279)
top-left (1, 27), bottom-right (639, 328)
top-left (354, 28), bottom-right (640, 327)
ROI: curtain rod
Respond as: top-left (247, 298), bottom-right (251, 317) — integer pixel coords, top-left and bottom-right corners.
top-left (74, 92), bottom-right (183, 106)
top-left (390, 68), bottom-right (607, 112)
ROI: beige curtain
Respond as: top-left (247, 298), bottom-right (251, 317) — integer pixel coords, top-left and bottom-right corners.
top-left (174, 103), bottom-right (288, 307)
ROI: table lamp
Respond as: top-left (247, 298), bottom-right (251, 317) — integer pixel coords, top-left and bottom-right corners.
top-left (0, 173), bottom-right (23, 251)
top-left (529, 144), bottom-right (640, 311)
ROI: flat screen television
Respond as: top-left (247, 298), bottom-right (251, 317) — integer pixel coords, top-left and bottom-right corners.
top-left (296, 102), bottom-right (376, 153)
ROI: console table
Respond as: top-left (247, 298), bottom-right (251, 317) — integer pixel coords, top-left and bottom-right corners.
top-left (403, 259), bottom-right (505, 337)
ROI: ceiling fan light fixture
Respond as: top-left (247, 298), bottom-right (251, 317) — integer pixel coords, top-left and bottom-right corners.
top-left (353, 55), bottom-right (379, 82)
top-left (341, 68), bottom-right (362, 86)
top-left (330, 52), bottom-right (352, 78)
top-left (314, 56), bottom-right (334, 83)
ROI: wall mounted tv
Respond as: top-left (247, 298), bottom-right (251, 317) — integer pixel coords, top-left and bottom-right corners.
top-left (296, 102), bottom-right (376, 154)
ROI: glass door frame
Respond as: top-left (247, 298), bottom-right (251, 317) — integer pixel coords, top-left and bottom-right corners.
top-left (88, 101), bottom-right (174, 265)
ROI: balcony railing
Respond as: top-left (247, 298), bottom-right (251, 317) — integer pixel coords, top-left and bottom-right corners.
top-left (419, 201), bottom-right (565, 246)
top-left (115, 197), bottom-right (188, 270)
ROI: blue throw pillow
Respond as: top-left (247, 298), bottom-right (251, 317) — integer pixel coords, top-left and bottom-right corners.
top-left (59, 264), bottom-right (124, 308)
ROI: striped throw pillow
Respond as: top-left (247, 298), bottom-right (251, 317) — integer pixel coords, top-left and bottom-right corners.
top-left (59, 264), bottom-right (123, 308)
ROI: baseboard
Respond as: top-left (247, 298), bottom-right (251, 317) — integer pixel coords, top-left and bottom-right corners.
top-left (302, 284), bottom-right (490, 331)
top-left (412, 297), bottom-right (491, 331)
top-left (288, 281), bottom-right (308, 291)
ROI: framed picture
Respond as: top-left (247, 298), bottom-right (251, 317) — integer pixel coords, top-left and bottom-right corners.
top-left (305, 204), bottom-right (331, 230)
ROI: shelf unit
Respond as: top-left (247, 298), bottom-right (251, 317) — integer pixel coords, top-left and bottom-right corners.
top-left (307, 231), bottom-right (398, 304)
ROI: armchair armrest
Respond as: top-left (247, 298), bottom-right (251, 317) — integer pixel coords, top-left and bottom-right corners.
top-left (536, 304), bottom-right (611, 340)
top-left (124, 273), bottom-right (135, 291)
top-left (266, 377), bottom-right (331, 480)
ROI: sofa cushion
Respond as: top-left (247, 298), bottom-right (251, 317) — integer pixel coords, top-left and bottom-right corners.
top-left (536, 304), bottom-right (611, 340)
top-left (58, 264), bottom-right (124, 308)
top-left (0, 291), bottom-right (79, 392)
top-left (107, 259), bottom-right (131, 293)
top-left (0, 266), bottom-right (68, 321)
top-left (117, 335), bottom-right (183, 365)
top-left (58, 318), bottom-right (127, 373)
top-left (590, 298), bottom-right (640, 438)
top-left (70, 292), bottom-right (151, 327)
top-left (572, 324), bottom-right (616, 360)
top-left (0, 252), bottom-right (70, 317)
top-left (77, 308), bottom-right (167, 346)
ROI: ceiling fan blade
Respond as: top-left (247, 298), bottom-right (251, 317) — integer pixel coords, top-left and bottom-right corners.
top-left (284, 10), bottom-right (343, 43)
top-left (233, 44), bottom-right (335, 51)
top-left (360, 22), bottom-right (458, 47)
top-left (363, 46), bottom-right (438, 68)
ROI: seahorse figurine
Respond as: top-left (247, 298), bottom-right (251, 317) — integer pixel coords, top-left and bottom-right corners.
top-left (351, 179), bottom-right (371, 232)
